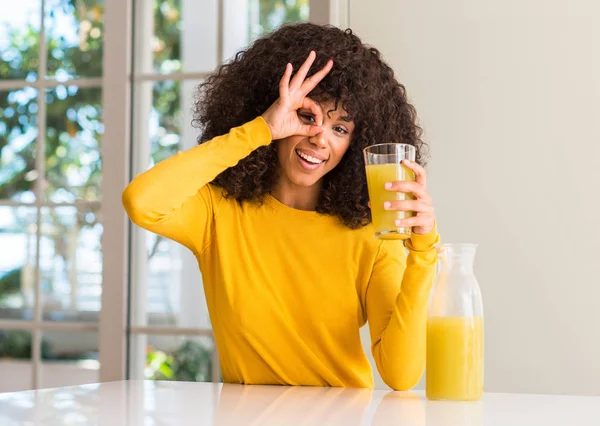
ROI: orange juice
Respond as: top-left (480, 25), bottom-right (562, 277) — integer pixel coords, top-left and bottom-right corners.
top-left (426, 316), bottom-right (484, 401)
top-left (365, 163), bottom-right (415, 240)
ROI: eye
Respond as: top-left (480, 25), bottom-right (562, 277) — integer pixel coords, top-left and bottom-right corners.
top-left (298, 113), bottom-right (316, 123)
top-left (333, 126), bottom-right (348, 135)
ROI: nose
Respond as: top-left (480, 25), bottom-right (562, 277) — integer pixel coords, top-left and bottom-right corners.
top-left (308, 129), bottom-right (327, 149)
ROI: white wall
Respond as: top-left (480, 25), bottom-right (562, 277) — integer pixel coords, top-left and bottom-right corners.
top-left (350, 0), bottom-right (600, 396)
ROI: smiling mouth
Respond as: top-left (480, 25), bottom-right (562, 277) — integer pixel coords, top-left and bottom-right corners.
top-left (295, 149), bottom-right (325, 165)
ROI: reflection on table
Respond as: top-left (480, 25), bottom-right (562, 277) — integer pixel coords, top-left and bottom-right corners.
top-left (0, 380), bottom-right (599, 426)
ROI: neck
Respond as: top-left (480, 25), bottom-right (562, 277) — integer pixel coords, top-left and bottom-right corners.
top-left (271, 178), bottom-right (322, 211)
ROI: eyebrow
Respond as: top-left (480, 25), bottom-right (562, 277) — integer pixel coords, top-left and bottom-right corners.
top-left (313, 100), bottom-right (353, 123)
top-left (331, 112), bottom-right (352, 123)
top-left (325, 110), bottom-right (352, 123)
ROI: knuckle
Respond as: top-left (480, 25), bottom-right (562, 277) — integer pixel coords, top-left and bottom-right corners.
top-left (391, 201), bottom-right (405, 210)
top-left (396, 182), bottom-right (410, 191)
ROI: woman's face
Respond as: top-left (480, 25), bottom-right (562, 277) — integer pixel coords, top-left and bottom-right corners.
top-left (276, 99), bottom-right (355, 189)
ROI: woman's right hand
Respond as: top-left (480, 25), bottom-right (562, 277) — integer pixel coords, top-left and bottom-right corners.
top-left (261, 51), bottom-right (334, 141)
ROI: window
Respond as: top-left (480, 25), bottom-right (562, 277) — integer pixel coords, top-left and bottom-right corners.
top-left (0, 0), bottom-right (104, 391)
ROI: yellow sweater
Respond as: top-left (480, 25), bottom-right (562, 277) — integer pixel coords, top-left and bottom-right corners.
top-left (122, 117), bottom-right (439, 390)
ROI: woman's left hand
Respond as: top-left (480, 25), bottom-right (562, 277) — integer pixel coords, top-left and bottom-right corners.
top-left (383, 160), bottom-right (436, 235)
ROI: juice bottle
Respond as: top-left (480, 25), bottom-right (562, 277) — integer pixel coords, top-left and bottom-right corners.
top-left (426, 244), bottom-right (484, 401)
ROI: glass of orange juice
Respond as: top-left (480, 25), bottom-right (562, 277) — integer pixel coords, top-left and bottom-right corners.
top-left (363, 143), bottom-right (416, 240)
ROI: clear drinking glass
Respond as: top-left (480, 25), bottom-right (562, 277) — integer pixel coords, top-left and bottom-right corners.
top-left (426, 243), bottom-right (484, 401)
top-left (363, 143), bottom-right (416, 240)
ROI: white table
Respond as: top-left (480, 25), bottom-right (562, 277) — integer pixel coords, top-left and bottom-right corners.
top-left (0, 381), bottom-right (598, 425)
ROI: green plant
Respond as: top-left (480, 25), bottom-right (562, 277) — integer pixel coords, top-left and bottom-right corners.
top-left (0, 330), bottom-right (53, 359)
top-left (146, 340), bottom-right (213, 382)
top-left (0, 267), bottom-right (22, 302)
top-left (146, 348), bottom-right (174, 380)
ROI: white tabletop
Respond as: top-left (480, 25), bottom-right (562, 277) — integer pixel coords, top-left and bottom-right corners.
top-left (0, 380), bottom-right (598, 426)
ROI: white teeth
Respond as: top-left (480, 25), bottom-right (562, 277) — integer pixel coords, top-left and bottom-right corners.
top-left (296, 150), bottom-right (323, 164)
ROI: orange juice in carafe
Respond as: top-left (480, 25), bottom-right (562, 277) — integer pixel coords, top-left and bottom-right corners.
top-left (426, 243), bottom-right (484, 401)
top-left (426, 316), bottom-right (483, 401)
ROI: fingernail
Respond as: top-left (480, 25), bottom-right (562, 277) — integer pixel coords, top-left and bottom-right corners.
top-left (395, 220), bottom-right (403, 226)
top-left (384, 182), bottom-right (392, 189)
top-left (383, 202), bottom-right (391, 209)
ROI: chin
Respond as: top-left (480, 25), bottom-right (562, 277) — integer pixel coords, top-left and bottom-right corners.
top-left (288, 173), bottom-right (323, 188)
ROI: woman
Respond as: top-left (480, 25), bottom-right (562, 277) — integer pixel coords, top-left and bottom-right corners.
top-left (123, 23), bottom-right (439, 390)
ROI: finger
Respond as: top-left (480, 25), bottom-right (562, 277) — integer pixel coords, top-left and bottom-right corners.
top-left (402, 159), bottom-right (427, 187)
top-left (384, 181), bottom-right (431, 202)
top-left (394, 215), bottom-right (434, 228)
top-left (301, 59), bottom-right (334, 95)
top-left (290, 51), bottom-right (316, 89)
top-left (301, 97), bottom-right (324, 126)
top-left (383, 200), bottom-right (434, 213)
top-left (279, 63), bottom-right (293, 100)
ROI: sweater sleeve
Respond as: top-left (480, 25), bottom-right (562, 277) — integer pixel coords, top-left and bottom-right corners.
top-left (365, 226), bottom-right (440, 390)
top-left (122, 117), bottom-right (272, 254)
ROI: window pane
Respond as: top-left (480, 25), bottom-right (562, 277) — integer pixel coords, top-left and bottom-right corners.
top-left (45, 0), bottom-right (104, 79)
top-left (0, 88), bottom-right (38, 202)
top-left (0, 206), bottom-right (36, 319)
top-left (130, 334), bottom-right (214, 382)
top-left (151, 0), bottom-right (186, 74)
top-left (139, 79), bottom-right (200, 164)
top-left (142, 0), bottom-right (216, 74)
top-left (131, 80), bottom-right (209, 328)
top-left (40, 206), bottom-right (102, 319)
top-left (138, 79), bottom-right (186, 325)
top-left (146, 231), bottom-right (181, 312)
top-left (0, 1), bottom-right (41, 81)
top-left (41, 330), bottom-right (99, 388)
top-left (151, 80), bottom-right (185, 161)
top-left (0, 329), bottom-right (33, 392)
top-left (250, 0), bottom-right (310, 41)
top-left (45, 86), bottom-right (102, 203)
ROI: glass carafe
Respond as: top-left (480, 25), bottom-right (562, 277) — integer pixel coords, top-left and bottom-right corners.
top-left (426, 243), bottom-right (484, 401)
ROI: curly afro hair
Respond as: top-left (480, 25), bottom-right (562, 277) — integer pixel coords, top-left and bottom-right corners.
top-left (192, 22), bottom-right (427, 229)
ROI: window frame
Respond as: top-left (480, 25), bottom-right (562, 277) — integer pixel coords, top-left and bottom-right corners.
top-left (0, 0), bottom-right (107, 389)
